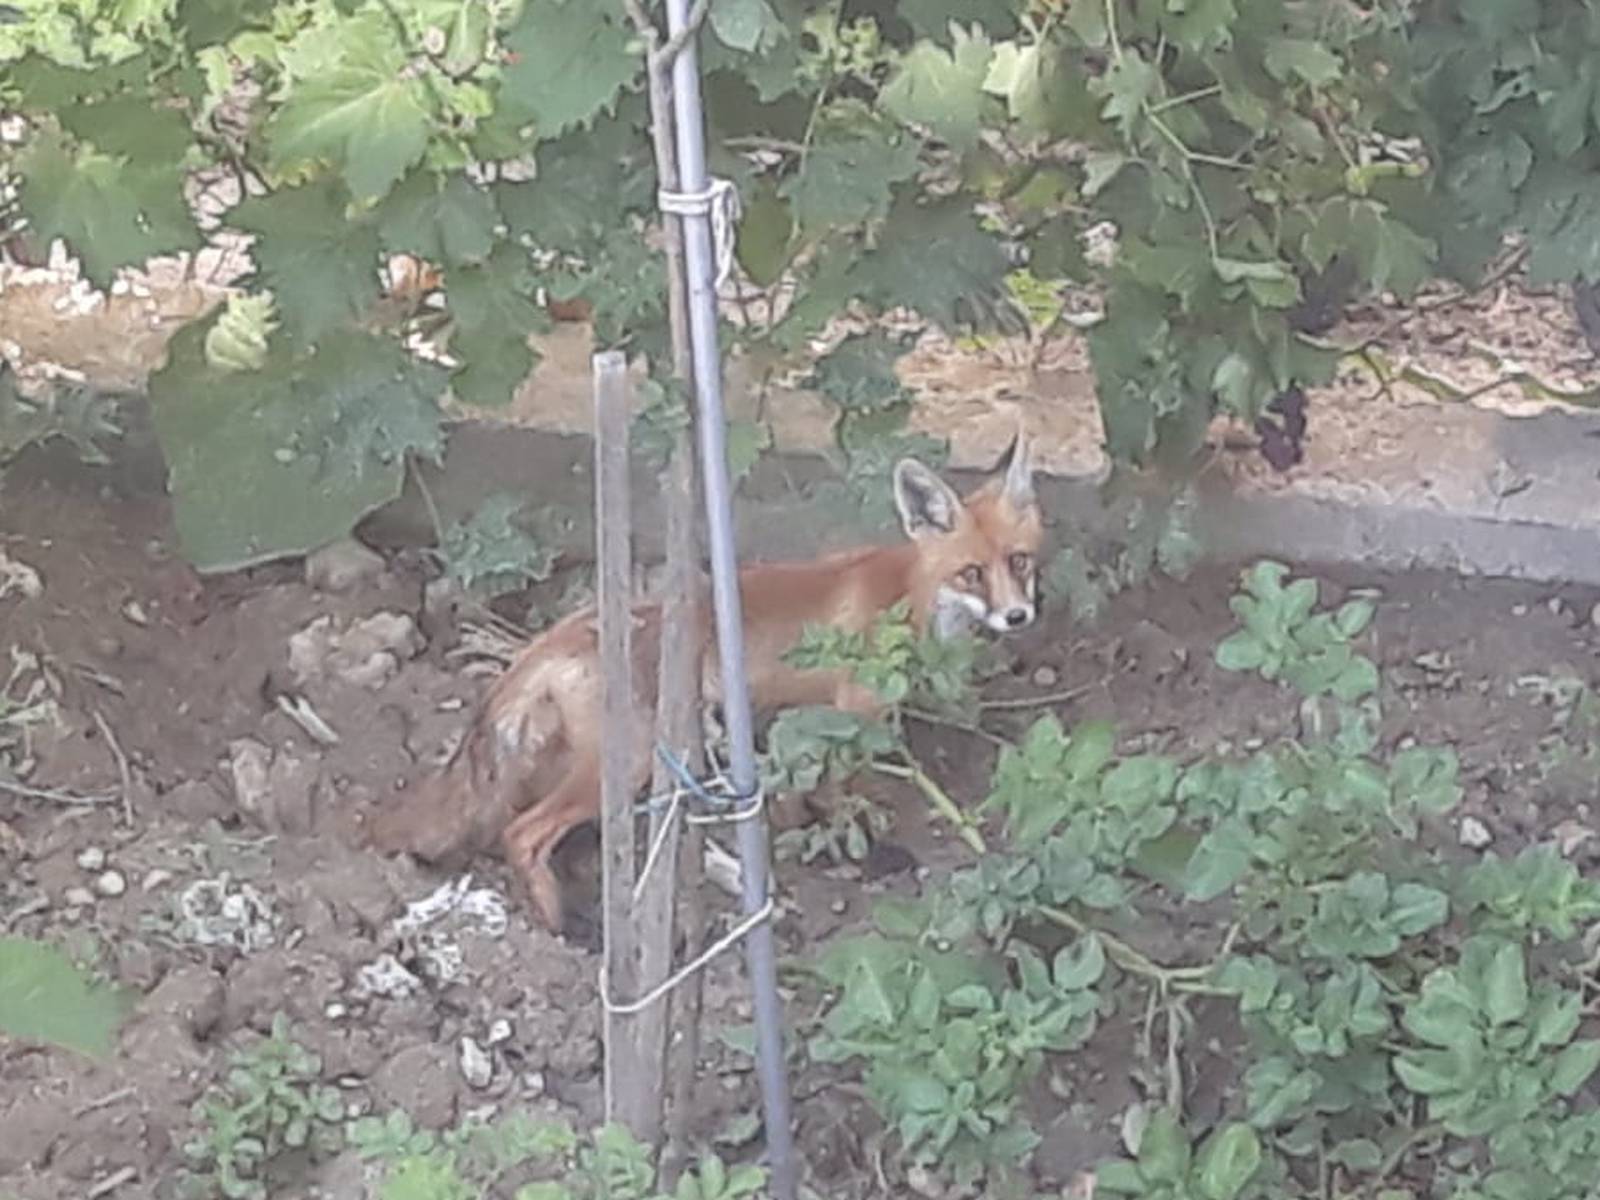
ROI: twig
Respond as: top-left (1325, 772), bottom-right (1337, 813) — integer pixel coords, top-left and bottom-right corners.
top-left (91, 708), bottom-right (135, 825)
top-left (622, 0), bottom-right (712, 67)
top-left (75, 1086), bottom-right (137, 1116)
top-left (0, 777), bottom-right (115, 806)
top-left (978, 680), bottom-right (1102, 711)
top-left (86, 1165), bottom-right (138, 1199)
top-left (1039, 905), bottom-right (1232, 994)
top-left (870, 759), bottom-right (987, 854)
top-left (901, 706), bottom-right (1010, 747)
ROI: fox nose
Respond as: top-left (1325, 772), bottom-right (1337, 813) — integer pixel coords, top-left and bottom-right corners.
top-left (1004, 607), bottom-right (1030, 628)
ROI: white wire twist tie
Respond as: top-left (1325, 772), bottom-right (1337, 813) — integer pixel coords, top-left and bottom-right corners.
top-left (657, 177), bottom-right (742, 288)
top-left (598, 895), bottom-right (775, 1016)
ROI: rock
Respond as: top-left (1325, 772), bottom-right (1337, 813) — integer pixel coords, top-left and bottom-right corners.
top-left (162, 778), bottom-right (233, 824)
top-left (288, 611), bottom-right (423, 692)
top-left (1031, 664), bottom-right (1059, 688)
top-left (95, 869), bottom-right (126, 897)
top-left (63, 886), bottom-right (95, 907)
top-left (1459, 815), bottom-right (1493, 849)
top-left (458, 1036), bottom-right (493, 1089)
top-left (1591, 600), bottom-right (1600, 630)
top-left (372, 1043), bottom-right (459, 1130)
top-left (142, 868), bottom-right (174, 892)
top-left (146, 964), bottom-right (227, 1041)
top-left (75, 846), bottom-right (106, 871)
top-left (228, 737), bottom-right (323, 836)
top-left (305, 538), bottom-right (386, 594)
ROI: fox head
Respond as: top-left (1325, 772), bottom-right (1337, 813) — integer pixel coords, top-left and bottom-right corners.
top-left (893, 426), bottom-right (1045, 638)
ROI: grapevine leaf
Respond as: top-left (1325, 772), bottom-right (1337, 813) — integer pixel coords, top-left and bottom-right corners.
top-left (735, 176), bottom-right (796, 286)
top-left (881, 25), bottom-right (993, 150)
top-left (500, 0), bottom-right (640, 137)
top-left (17, 129), bottom-right (201, 289)
top-left (446, 247), bottom-right (547, 409)
top-left (779, 103), bottom-right (921, 235)
top-left (898, 0), bottom-right (1018, 43)
top-left (0, 936), bottom-right (129, 1057)
top-left (147, 322), bottom-right (410, 572)
top-left (1096, 53), bottom-right (1158, 138)
top-left (294, 330), bottom-right (447, 479)
top-left (984, 40), bottom-right (1099, 139)
top-left (231, 179), bottom-right (383, 345)
top-left (847, 190), bottom-right (1014, 332)
top-left (56, 91), bottom-right (192, 160)
top-left (267, 20), bottom-right (434, 201)
top-left (1166, 0), bottom-right (1238, 55)
top-left (709, 0), bottom-right (780, 53)
top-left (377, 170), bottom-right (498, 267)
top-left (494, 108), bottom-right (655, 249)
top-left (1262, 38), bottom-right (1342, 87)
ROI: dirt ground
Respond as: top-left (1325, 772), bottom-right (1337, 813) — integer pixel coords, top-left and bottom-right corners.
top-left (4, 424), bottom-right (1600, 1199)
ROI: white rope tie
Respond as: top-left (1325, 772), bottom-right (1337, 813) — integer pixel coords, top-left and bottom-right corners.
top-left (657, 177), bottom-right (742, 287)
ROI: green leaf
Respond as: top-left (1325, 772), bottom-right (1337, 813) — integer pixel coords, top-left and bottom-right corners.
top-left (780, 103), bottom-right (921, 235)
top-left (500, 0), bottom-right (640, 137)
top-left (445, 246), bottom-right (547, 409)
top-left (734, 176), bottom-right (795, 286)
top-left (0, 936), bottom-right (128, 1057)
top-left (1183, 817), bottom-right (1253, 902)
top-left (848, 190), bottom-right (1014, 332)
top-left (1215, 631), bottom-right (1265, 672)
top-left (1196, 1123), bottom-right (1262, 1200)
top-left (1137, 1107), bottom-right (1191, 1183)
top-left (378, 171), bottom-right (498, 267)
top-left (1388, 883), bottom-right (1449, 937)
top-left (267, 16), bottom-right (433, 201)
top-left (709, 0), bottom-right (780, 53)
top-left (147, 321), bottom-right (442, 572)
top-left (1052, 934), bottom-right (1106, 991)
top-left (494, 108), bottom-right (655, 250)
top-left (1549, 1039), bottom-right (1600, 1096)
top-left (1482, 942), bottom-right (1529, 1027)
top-left (1262, 38), bottom-right (1342, 87)
top-left (881, 25), bottom-right (993, 150)
top-left (1096, 52), bottom-right (1157, 138)
top-left (231, 179), bottom-right (383, 345)
top-left (17, 129), bottom-right (201, 290)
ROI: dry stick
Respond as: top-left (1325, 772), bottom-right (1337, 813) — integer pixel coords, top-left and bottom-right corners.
top-left (91, 707), bottom-right (134, 824)
top-left (0, 777), bottom-right (114, 806)
top-left (594, 350), bottom-right (653, 1134)
top-left (624, 0), bottom-right (711, 1176)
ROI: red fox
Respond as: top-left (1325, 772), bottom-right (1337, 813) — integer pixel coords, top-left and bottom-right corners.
top-left (369, 428), bottom-right (1045, 937)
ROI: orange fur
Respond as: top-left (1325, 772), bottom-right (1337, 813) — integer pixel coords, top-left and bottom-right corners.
top-left (368, 429), bottom-right (1046, 936)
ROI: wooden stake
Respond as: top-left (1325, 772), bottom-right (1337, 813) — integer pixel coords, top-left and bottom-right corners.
top-left (594, 348), bottom-right (656, 1133)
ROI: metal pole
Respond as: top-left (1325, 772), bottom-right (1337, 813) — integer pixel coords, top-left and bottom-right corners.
top-left (660, 1), bottom-right (797, 1195)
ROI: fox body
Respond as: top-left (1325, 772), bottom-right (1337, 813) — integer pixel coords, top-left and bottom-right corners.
top-left (369, 430), bottom-right (1045, 937)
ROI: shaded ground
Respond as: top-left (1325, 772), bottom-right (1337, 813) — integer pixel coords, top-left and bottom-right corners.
top-left (4, 433), bottom-right (1600, 1198)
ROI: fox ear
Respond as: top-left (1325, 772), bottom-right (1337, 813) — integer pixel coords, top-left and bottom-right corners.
top-left (993, 422), bottom-right (1035, 512)
top-left (894, 458), bottom-right (963, 538)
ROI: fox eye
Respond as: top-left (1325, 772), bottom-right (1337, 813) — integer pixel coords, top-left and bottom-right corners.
top-left (958, 563), bottom-right (985, 589)
top-left (1009, 551), bottom-right (1032, 576)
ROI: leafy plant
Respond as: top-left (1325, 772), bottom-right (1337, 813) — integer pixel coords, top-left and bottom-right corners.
top-left (1096, 1109), bottom-right (1268, 1200)
top-left (809, 928), bottom-right (1106, 1188)
top-left (802, 561), bottom-right (1600, 1195)
top-left (784, 601), bottom-right (981, 722)
top-left (352, 1110), bottom-right (763, 1200)
top-left (181, 1014), bottom-right (344, 1200)
top-left (1394, 937), bottom-right (1600, 1138)
top-left (435, 491), bottom-right (558, 597)
top-left (1214, 561), bottom-right (1378, 701)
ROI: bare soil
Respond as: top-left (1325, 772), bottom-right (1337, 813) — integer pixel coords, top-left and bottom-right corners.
top-left (5, 426), bottom-right (1600, 1199)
